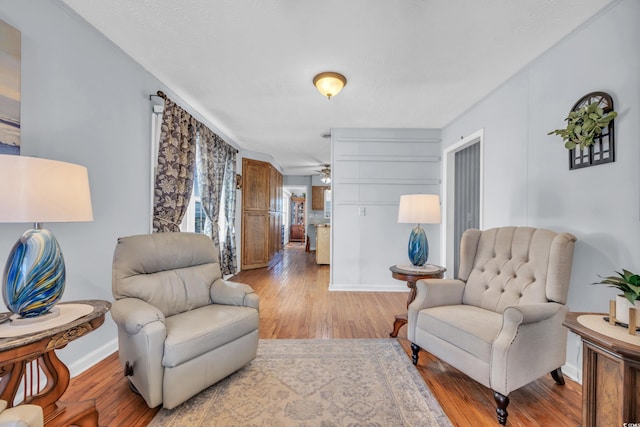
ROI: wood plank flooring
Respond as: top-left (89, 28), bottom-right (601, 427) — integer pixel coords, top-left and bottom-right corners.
top-left (62, 244), bottom-right (582, 426)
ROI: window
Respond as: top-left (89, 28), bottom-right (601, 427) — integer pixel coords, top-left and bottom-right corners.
top-left (150, 103), bottom-right (164, 232)
top-left (181, 170), bottom-right (206, 234)
top-left (179, 144), bottom-right (228, 241)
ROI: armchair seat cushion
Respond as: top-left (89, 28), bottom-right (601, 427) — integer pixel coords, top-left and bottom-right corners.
top-left (163, 304), bottom-right (259, 368)
top-left (418, 305), bottom-right (502, 362)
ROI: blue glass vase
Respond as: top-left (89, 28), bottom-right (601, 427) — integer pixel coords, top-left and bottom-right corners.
top-left (2, 228), bottom-right (66, 318)
top-left (408, 225), bottom-right (429, 266)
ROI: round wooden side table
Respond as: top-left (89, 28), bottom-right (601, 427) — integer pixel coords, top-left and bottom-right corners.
top-left (389, 265), bottom-right (445, 337)
top-left (0, 300), bottom-right (111, 427)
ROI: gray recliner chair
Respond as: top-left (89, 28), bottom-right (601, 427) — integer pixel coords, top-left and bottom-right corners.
top-left (111, 232), bottom-right (259, 409)
top-left (408, 227), bottom-right (576, 425)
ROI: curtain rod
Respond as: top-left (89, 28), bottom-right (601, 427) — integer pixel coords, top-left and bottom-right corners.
top-left (147, 90), bottom-right (239, 154)
top-left (148, 90), bottom-right (167, 101)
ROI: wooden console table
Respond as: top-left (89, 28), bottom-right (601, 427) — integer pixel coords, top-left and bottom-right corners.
top-left (563, 312), bottom-right (640, 427)
top-left (389, 265), bottom-right (445, 337)
top-left (0, 300), bottom-right (111, 427)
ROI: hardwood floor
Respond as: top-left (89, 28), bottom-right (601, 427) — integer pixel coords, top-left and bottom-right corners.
top-left (63, 245), bottom-right (582, 426)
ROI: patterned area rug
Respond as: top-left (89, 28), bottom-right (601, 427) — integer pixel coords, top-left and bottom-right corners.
top-left (149, 339), bottom-right (451, 427)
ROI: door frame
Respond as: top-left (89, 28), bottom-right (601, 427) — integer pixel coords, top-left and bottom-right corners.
top-left (441, 129), bottom-right (484, 277)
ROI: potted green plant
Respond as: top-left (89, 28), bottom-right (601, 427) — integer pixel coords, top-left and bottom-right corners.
top-left (593, 269), bottom-right (640, 324)
top-left (548, 102), bottom-right (617, 151)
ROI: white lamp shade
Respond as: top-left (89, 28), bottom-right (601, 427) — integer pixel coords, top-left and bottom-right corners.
top-left (397, 194), bottom-right (441, 224)
top-left (0, 155), bottom-right (93, 223)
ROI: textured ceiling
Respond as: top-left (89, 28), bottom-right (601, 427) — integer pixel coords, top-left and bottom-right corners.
top-left (61, 0), bottom-right (613, 175)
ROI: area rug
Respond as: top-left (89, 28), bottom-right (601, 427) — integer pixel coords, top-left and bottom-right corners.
top-left (149, 338), bottom-right (452, 427)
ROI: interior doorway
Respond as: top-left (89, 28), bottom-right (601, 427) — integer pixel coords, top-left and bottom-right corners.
top-left (283, 185), bottom-right (307, 247)
top-left (442, 129), bottom-right (484, 278)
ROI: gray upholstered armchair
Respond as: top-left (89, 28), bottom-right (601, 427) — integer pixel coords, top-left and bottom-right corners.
top-left (408, 227), bottom-right (576, 425)
top-left (111, 232), bottom-right (259, 409)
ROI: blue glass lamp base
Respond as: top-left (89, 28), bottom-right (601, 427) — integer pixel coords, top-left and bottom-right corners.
top-left (408, 225), bottom-right (429, 267)
top-left (2, 228), bottom-right (66, 318)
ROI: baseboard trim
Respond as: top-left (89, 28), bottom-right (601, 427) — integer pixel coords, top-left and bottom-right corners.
top-left (69, 338), bottom-right (118, 378)
top-left (562, 361), bottom-right (581, 384)
top-left (329, 283), bottom-right (409, 292)
top-left (11, 338), bottom-right (118, 405)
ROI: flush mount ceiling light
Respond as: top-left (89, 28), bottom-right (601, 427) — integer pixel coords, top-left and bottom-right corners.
top-left (313, 72), bottom-right (347, 100)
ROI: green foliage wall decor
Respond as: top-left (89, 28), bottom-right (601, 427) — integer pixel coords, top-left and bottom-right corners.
top-left (548, 102), bottom-right (617, 151)
top-left (549, 92), bottom-right (616, 170)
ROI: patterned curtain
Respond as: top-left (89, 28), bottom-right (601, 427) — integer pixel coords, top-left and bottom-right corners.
top-left (196, 124), bottom-right (238, 274)
top-left (221, 152), bottom-right (238, 275)
top-left (196, 125), bottom-right (220, 244)
top-left (152, 96), bottom-right (197, 232)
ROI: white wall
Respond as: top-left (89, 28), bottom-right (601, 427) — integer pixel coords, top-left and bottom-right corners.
top-left (0, 0), bottom-right (160, 373)
top-left (331, 128), bottom-right (441, 291)
top-left (441, 0), bottom-right (640, 380)
top-left (283, 174), bottom-right (311, 188)
top-left (0, 0), bottom-right (243, 376)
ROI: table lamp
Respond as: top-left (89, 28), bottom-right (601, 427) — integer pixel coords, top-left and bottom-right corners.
top-left (397, 194), bottom-right (441, 266)
top-left (0, 155), bottom-right (93, 323)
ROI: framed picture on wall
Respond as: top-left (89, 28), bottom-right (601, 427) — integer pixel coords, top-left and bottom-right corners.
top-left (0, 19), bottom-right (20, 155)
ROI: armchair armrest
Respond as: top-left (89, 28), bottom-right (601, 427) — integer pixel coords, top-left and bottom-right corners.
top-left (409, 279), bottom-right (465, 313)
top-left (503, 303), bottom-right (563, 325)
top-left (407, 279), bottom-right (465, 342)
top-left (111, 298), bottom-right (166, 408)
top-left (491, 302), bottom-right (568, 395)
top-left (111, 297), bottom-right (165, 335)
top-left (211, 279), bottom-right (259, 311)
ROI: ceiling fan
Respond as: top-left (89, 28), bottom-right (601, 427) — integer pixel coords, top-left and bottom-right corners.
top-left (316, 164), bottom-right (331, 184)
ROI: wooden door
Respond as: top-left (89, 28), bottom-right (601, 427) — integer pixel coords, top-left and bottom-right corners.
top-left (242, 158), bottom-right (269, 211)
top-left (242, 211), bottom-right (269, 269)
top-left (276, 212), bottom-right (282, 251)
top-left (276, 172), bottom-right (283, 212)
top-left (312, 186), bottom-right (329, 210)
top-left (268, 167), bottom-right (282, 258)
top-left (269, 212), bottom-right (283, 258)
top-left (269, 166), bottom-right (280, 213)
top-left (290, 224), bottom-right (304, 242)
top-left (242, 158), bottom-right (284, 269)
